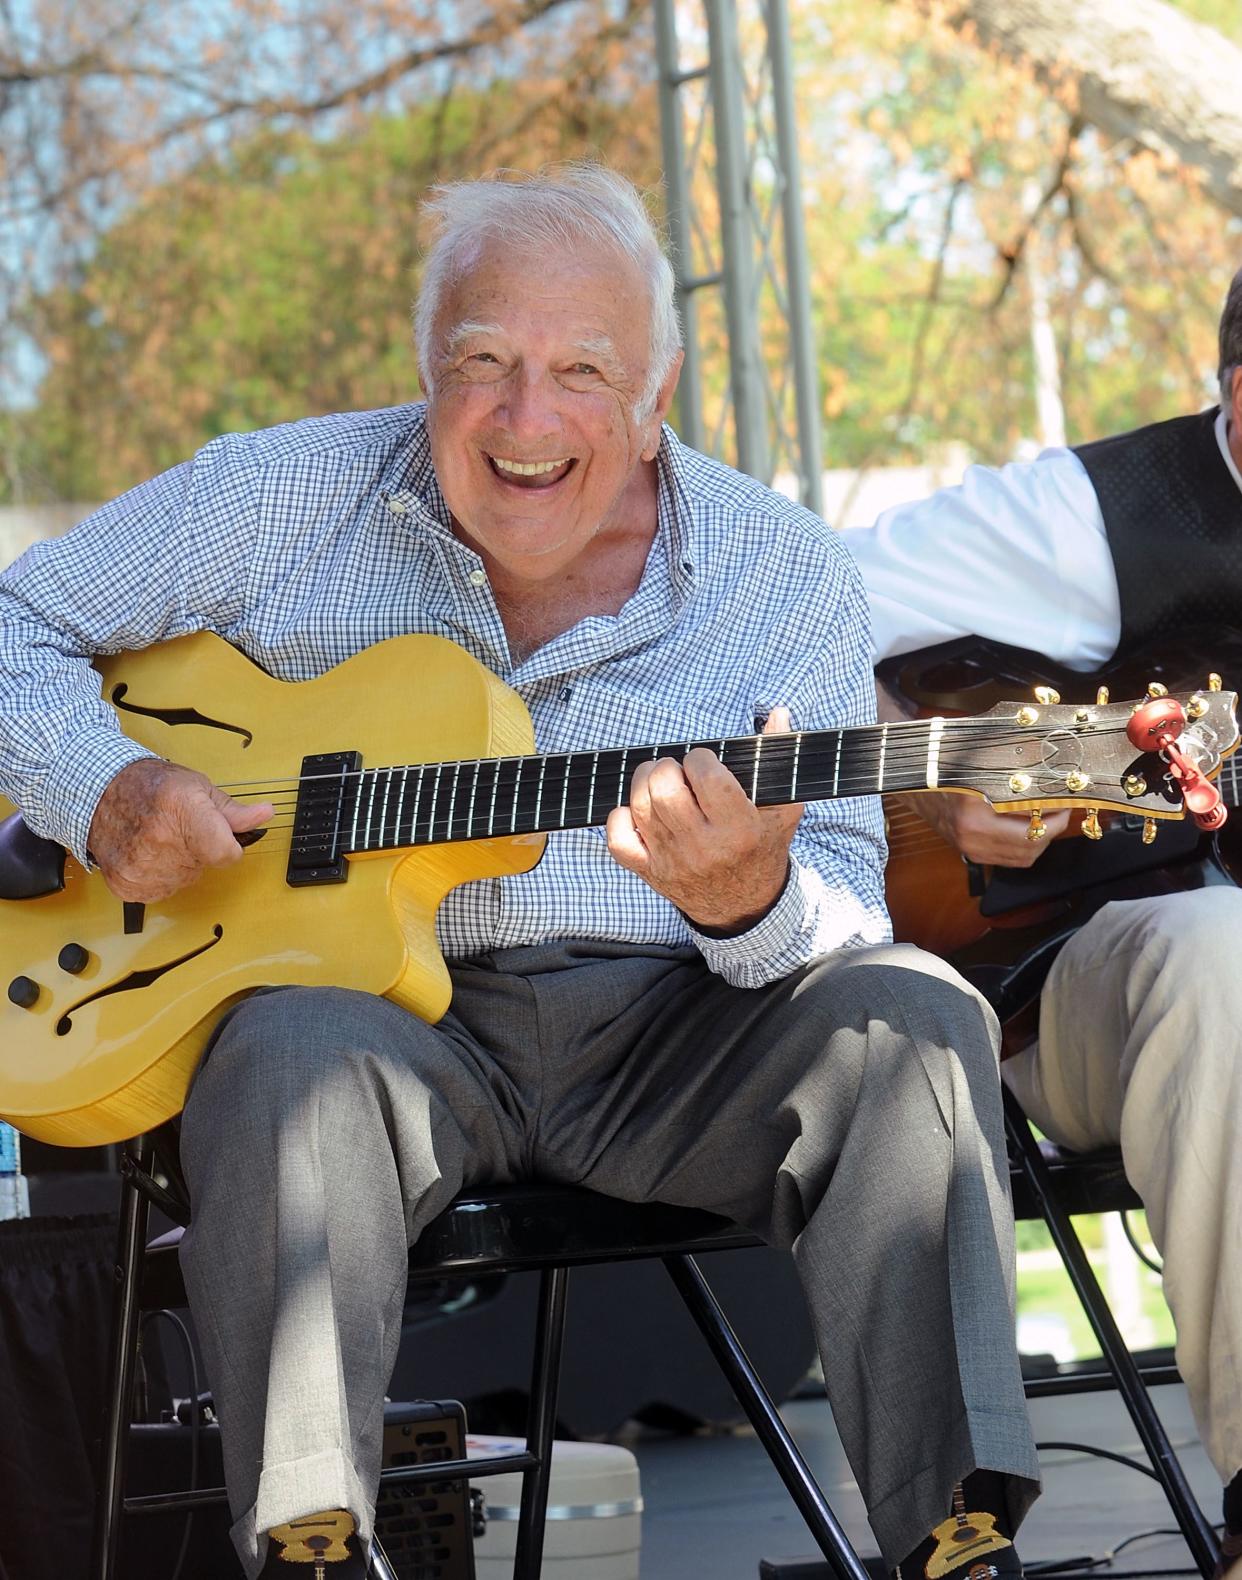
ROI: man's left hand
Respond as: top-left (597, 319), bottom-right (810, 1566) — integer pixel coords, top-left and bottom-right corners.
top-left (606, 707), bottom-right (804, 935)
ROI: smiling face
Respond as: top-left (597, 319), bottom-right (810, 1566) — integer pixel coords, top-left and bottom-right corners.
top-left (424, 237), bottom-right (681, 588)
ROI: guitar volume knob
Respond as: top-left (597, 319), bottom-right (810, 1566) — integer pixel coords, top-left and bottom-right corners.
top-left (8, 976), bottom-right (40, 1009)
top-left (57, 942), bottom-right (90, 974)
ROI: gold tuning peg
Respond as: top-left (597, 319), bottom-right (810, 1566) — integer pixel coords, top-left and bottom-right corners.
top-left (1026, 810), bottom-right (1048, 843)
top-left (1096, 685), bottom-right (1110, 705)
top-left (1142, 818), bottom-right (1158, 845)
top-left (1145, 681), bottom-right (1169, 699)
top-left (1082, 809), bottom-right (1103, 841)
top-left (1034, 685), bottom-right (1060, 705)
top-left (1209, 673), bottom-right (1223, 692)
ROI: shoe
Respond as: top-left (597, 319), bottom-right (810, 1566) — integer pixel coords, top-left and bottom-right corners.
top-left (268, 1509), bottom-right (356, 1566)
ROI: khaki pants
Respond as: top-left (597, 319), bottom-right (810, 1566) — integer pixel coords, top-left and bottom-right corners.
top-left (1006, 884), bottom-right (1242, 1484)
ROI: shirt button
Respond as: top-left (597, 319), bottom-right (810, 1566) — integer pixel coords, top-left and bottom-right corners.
top-left (387, 498), bottom-right (407, 516)
top-left (468, 568), bottom-right (488, 588)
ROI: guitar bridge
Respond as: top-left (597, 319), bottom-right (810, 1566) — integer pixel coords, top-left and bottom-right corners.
top-left (286, 751), bottom-right (361, 887)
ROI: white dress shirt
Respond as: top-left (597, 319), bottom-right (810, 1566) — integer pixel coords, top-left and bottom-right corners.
top-left (845, 411), bottom-right (1241, 670)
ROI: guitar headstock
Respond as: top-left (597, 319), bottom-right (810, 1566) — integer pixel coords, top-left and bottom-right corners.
top-left (937, 679), bottom-right (1240, 842)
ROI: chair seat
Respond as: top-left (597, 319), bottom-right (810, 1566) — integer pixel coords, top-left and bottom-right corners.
top-left (408, 1185), bottom-right (761, 1273)
top-left (1009, 1143), bottom-right (1139, 1220)
top-left (142, 1154), bottom-right (1140, 1314)
top-left (141, 1184), bottom-right (761, 1310)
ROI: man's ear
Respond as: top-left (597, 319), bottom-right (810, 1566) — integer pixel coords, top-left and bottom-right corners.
top-left (641, 349), bottom-right (685, 461)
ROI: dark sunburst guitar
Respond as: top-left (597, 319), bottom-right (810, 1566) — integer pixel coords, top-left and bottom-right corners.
top-left (0, 630), bottom-right (1235, 1146)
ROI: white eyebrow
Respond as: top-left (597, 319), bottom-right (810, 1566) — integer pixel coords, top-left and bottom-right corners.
top-left (574, 335), bottom-right (620, 365)
top-left (444, 320), bottom-right (505, 353)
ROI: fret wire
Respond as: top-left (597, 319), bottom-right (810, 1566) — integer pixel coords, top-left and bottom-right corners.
top-left (559, 752), bottom-right (572, 827)
top-left (358, 769), bottom-right (372, 850)
top-left (791, 733), bottom-right (802, 800)
top-left (750, 736), bottom-right (762, 802)
top-left (426, 763), bottom-right (444, 843)
top-left (534, 755), bottom-right (548, 832)
top-left (487, 758), bottom-right (500, 837)
top-left (378, 767), bottom-right (393, 849)
top-left (445, 761), bottom-right (461, 842)
top-left (410, 764), bottom-right (427, 846)
top-left (617, 747), bottom-right (629, 809)
top-left (393, 765), bottom-right (408, 846)
top-left (465, 760), bottom-right (481, 840)
top-left (832, 734), bottom-right (842, 797)
top-left (586, 750), bottom-right (599, 825)
top-left (511, 758), bottom-right (524, 834)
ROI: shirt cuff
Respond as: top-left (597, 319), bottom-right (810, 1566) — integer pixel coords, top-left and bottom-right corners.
top-left (686, 860), bottom-right (809, 988)
top-left (37, 728), bottom-right (159, 868)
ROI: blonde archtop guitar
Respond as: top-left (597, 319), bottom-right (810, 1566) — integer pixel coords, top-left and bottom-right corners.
top-left (0, 631), bottom-right (1234, 1146)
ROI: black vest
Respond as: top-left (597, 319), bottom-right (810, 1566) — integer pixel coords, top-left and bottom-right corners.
top-left (1073, 408), bottom-right (1242, 673)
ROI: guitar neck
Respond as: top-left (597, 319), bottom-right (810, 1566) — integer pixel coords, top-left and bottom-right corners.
top-left (337, 718), bottom-right (948, 854)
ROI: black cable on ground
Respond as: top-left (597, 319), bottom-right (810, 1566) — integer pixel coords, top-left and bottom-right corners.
top-left (1035, 1440), bottom-right (1160, 1482)
top-left (1024, 1438), bottom-right (1224, 1579)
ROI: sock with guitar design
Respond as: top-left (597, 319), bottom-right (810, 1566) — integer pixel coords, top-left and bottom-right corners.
top-left (896, 1471), bottom-right (1022, 1580)
top-left (265, 1510), bottom-right (363, 1578)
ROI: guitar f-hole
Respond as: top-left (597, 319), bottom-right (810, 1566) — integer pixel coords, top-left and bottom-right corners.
top-left (55, 925), bottom-right (224, 1035)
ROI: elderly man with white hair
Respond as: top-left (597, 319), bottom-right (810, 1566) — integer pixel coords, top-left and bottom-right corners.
top-left (0, 165), bottom-right (1039, 1578)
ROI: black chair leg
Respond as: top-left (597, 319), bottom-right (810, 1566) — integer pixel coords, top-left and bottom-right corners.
top-left (664, 1252), bottom-right (871, 1580)
top-left (1005, 1091), bottom-right (1219, 1578)
top-left (367, 1533), bottom-right (399, 1579)
top-left (91, 1134), bottom-right (154, 1580)
top-left (512, 1265), bottom-right (570, 1580)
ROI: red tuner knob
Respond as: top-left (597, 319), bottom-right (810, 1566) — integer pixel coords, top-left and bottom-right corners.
top-left (1126, 697), bottom-right (1186, 751)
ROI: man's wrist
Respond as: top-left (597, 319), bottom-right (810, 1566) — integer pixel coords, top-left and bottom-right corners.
top-left (681, 863), bottom-right (790, 938)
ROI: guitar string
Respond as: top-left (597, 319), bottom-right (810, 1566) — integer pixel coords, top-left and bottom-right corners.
top-left (223, 749), bottom-right (1166, 822)
top-left (222, 742), bottom-right (1210, 855)
top-left (207, 718), bottom-right (1155, 801)
top-left (216, 738), bottom-right (1200, 849)
top-left (204, 713), bottom-right (1160, 795)
top-left (241, 782), bottom-right (1196, 854)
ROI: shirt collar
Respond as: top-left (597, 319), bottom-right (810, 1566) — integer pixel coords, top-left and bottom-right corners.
top-left (380, 403), bottom-right (453, 533)
top-left (1214, 406), bottom-right (1242, 497)
top-left (654, 425), bottom-right (698, 601)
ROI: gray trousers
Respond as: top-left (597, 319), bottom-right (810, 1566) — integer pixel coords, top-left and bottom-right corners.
top-left (178, 941), bottom-right (1040, 1576)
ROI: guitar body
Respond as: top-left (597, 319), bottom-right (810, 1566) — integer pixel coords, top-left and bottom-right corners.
top-left (0, 632), bottom-right (543, 1147)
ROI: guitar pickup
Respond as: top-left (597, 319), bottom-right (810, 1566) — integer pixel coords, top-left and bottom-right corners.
top-left (286, 751), bottom-right (361, 887)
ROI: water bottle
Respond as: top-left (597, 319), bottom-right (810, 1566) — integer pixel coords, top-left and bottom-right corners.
top-left (0, 1120), bottom-right (30, 1220)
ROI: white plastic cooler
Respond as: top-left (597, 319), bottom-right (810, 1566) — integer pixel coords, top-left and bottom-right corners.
top-left (468, 1435), bottom-right (642, 1579)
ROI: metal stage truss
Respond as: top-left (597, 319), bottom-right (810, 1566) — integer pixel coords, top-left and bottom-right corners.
top-left (654, 0), bottom-right (823, 513)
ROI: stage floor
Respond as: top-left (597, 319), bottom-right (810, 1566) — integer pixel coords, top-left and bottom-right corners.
top-left (628, 1383), bottom-right (1219, 1580)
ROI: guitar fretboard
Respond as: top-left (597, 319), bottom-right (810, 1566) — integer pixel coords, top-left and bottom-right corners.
top-left (333, 722), bottom-right (933, 854)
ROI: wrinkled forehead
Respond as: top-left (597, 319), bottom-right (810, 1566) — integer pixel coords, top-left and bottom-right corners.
top-left (434, 234), bottom-right (654, 357)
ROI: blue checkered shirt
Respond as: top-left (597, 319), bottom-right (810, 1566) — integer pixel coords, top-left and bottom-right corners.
top-left (0, 405), bottom-right (889, 986)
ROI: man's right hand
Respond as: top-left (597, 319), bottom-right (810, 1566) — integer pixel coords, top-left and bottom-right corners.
top-left (88, 759), bottom-right (273, 902)
top-left (903, 790), bottom-right (1072, 869)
